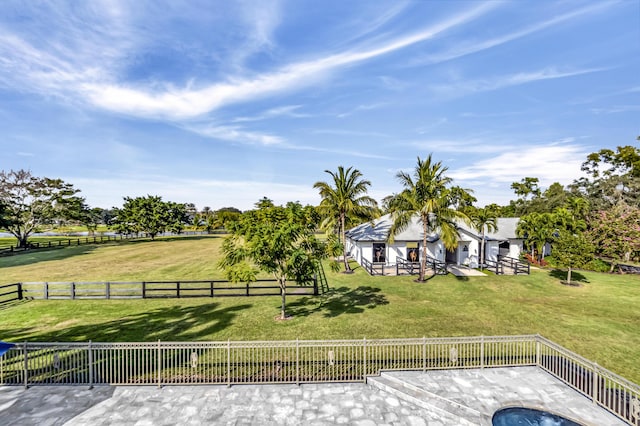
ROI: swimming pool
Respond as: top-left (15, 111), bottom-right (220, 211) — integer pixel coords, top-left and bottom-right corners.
top-left (492, 407), bottom-right (584, 426)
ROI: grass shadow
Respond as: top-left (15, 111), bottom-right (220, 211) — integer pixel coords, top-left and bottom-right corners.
top-left (0, 302), bottom-right (252, 342)
top-left (0, 244), bottom-right (101, 268)
top-left (286, 286), bottom-right (388, 318)
top-left (549, 269), bottom-right (590, 283)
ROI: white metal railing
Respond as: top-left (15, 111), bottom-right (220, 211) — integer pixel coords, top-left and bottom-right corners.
top-left (1, 335), bottom-right (638, 425)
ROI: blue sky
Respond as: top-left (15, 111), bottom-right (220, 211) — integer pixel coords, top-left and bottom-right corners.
top-left (1, 0), bottom-right (638, 211)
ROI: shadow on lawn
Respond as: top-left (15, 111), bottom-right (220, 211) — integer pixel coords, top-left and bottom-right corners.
top-left (549, 269), bottom-right (590, 284)
top-left (0, 244), bottom-right (101, 268)
top-left (286, 286), bottom-right (388, 318)
top-left (0, 302), bottom-right (251, 342)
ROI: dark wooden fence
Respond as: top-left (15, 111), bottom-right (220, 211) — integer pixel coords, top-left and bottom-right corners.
top-left (2, 279), bottom-right (319, 303)
top-left (0, 283), bottom-right (23, 304)
top-left (0, 231), bottom-right (223, 256)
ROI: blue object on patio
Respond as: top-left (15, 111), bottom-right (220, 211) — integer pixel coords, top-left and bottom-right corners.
top-left (0, 341), bottom-right (15, 357)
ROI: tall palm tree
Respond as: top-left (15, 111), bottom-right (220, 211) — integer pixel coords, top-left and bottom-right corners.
top-left (470, 207), bottom-right (498, 270)
top-left (314, 166), bottom-right (378, 272)
top-left (388, 155), bottom-right (470, 281)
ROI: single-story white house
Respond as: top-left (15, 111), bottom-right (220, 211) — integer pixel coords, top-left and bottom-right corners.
top-left (345, 214), bottom-right (523, 269)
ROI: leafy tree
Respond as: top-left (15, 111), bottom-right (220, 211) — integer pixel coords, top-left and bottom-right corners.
top-left (255, 197), bottom-right (275, 209)
top-left (166, 202), bottom-right (188, 234)
top-left (112, 195), bottom-right (186, 239)
top-left (387, 155), bottom-right (469, 282)
top-left (516, 212), bottom-right (555, 262)
top-left (573, 143), bottom-right (640, 209)
top-left (553, 231), bottom-right (594, 285)
top-left (0, 169), bottom-right (83, 247)
top-left (219, 201), bottom-right (329, 319)
top-left (587, 204), bottom-right (640, 270)
top-left (80, 206), bottom-right (107, 235)
top-left (314, 166), bottom-right (378, 272)
top-left (469, 206), bottom-right (498, 270)
top-left (216, 207), bottom-right (242, 229)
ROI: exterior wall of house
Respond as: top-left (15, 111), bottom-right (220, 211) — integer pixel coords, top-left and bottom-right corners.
top-left (485, 241), bottom-right (500, 262)
top-left (348, 239), bottom-right (449, 266)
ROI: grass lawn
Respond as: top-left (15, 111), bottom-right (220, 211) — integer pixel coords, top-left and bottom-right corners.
top-left (1, 234), bottom-right (639, 383)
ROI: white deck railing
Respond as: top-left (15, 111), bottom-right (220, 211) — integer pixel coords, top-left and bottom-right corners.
top-left (1, 335), bottom-right (638, 425)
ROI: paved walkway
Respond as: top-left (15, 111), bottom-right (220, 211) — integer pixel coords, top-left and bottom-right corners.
top-left (0, 367), bottom-right (626, 425)
top-left (447, 265), bottom-right (487, 277)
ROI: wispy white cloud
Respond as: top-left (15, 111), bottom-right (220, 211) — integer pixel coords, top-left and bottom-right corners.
top-left (590, 105), bottom-right (640, 114)
top-left (185, 123), bottom-right (284, 146)
top-left (232, 105), bottom-right (309, 122)
top-left (75, 1), bottom-right (497, 119)
top-left (430, 66), bottom-right (607, 98)
top-left (450, 143), bottom-right (588, 186)
top-left (311, 129), bottom-right (389, 138)
top-left (410, 1), bottom-right (621, 66)
top-left (407, 138), bottom-right (506, 154)
top-left (282, 142), bottom-right (395, 160)
top-left (337, 103), bottom-right (386, 118)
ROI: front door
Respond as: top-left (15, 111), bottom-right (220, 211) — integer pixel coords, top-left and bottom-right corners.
top-left (445, 247), bottom-right (457, 264)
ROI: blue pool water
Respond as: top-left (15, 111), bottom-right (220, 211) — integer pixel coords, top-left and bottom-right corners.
top-left (492, 407), bottom-right (583, 426)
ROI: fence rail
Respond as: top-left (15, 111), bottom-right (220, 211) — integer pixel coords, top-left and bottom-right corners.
top-left (0, 335), bottom-right (637, 423)
top-left (0, 231), bottom-right (222, 256)
top-left (11, 279), bottom-right (319, 301)
top-left (0, 335), bottom-right (638, 424)
top-left (498, 255), bottom-right (530, 275)
top-left (0, 282), bottom-right (23, 304)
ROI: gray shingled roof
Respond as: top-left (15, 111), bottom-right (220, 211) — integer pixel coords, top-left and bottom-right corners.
top-left (346, 215), bottom-right (520, 242)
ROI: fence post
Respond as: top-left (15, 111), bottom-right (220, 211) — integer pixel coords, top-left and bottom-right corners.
top-left (480, 336), bottom-right (485, 369)
top-left (422, 337), bottom-right (427, 373)
top-left (141, 282), bottom-right (146, 299)
top-left (88, 340), bottom-right (93, 389)
top-left (246, 282), bottom-right (249, 296)
top-left (296, 338), bottom-right (300, 386)
top-left (313, 275), bottom-right (318, 296)
top-left (363, 337), bottom-right (367, 382)
top-left (44, 282), bottom-right (49, 299)
top-left (17, 283), bottom-right (23, 300)
top-left (227, 340), bottom-right (231, 387)
top-left (535, 336), bottom-right (541, 367)
top-left (176, 282), bottom-right (180, 298)
top-left (157, 340), bottom-right (161, 388)
top-left (106, 282), bottom-right (111, 299)
top-left (210, 281), bottom-right (214, 297)
top-left (592, 362), bottom-right (599, 404)
top-left (23, 342), bottom-right (28, 389)
top-left (71, 282), bottom-right (76, 299)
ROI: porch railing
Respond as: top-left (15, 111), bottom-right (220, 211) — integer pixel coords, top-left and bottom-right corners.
top-left (1, 335), bottom-right (638, 425)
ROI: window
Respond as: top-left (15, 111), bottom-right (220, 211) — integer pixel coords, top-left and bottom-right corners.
top-left (407, 246), bottom-right (419, 263)
top-left (373, 243), bottom-right (386, 263)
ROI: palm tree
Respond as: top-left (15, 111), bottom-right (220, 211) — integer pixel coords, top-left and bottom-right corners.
top-left (517, 212), bottom-right (555, 262)
top-left (388, 155), bottom-right (470, 281)
top-left (470, 207), bottom-right (498, 270)
top-left (314, 166), bottom-right (378, 272)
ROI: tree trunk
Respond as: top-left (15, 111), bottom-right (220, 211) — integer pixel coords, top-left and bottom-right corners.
top-left (419, 218), bottom-right (428, 282)
top-left (280, 279), bottom-right (287, 319)
top-left (480, 229), bottom-right (485, 270)
top-left (18, 234), bottom-right (28, 249)
top-left (567, 267), bottom-right (572, 285)
top-left (341, 213), bottom-right (350, 272)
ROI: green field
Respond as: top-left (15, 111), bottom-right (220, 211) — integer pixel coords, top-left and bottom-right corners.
top-left (1, 234), bottom-right (639, 383)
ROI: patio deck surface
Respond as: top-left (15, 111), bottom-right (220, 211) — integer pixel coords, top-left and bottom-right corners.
top-left (0, 366), bottom-right (625, 425)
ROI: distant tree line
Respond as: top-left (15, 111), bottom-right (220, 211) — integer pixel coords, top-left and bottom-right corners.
top-left (2, 139), bottom-right (638, 281)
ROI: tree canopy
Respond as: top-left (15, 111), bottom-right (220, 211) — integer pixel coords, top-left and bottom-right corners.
top-left (387, 155), bottom-right (470, 282)
top-left (219, 201), bottom-right (330, 319)
top-left (0, 169), bottom-right (84, 247)
top-left (314, 166), bottom-right (378, 272)
top-left (112, 195), bottom-right (188, 239)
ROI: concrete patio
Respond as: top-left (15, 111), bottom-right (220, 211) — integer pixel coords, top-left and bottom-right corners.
top-left (0, 366), bottom-right (625, 425)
